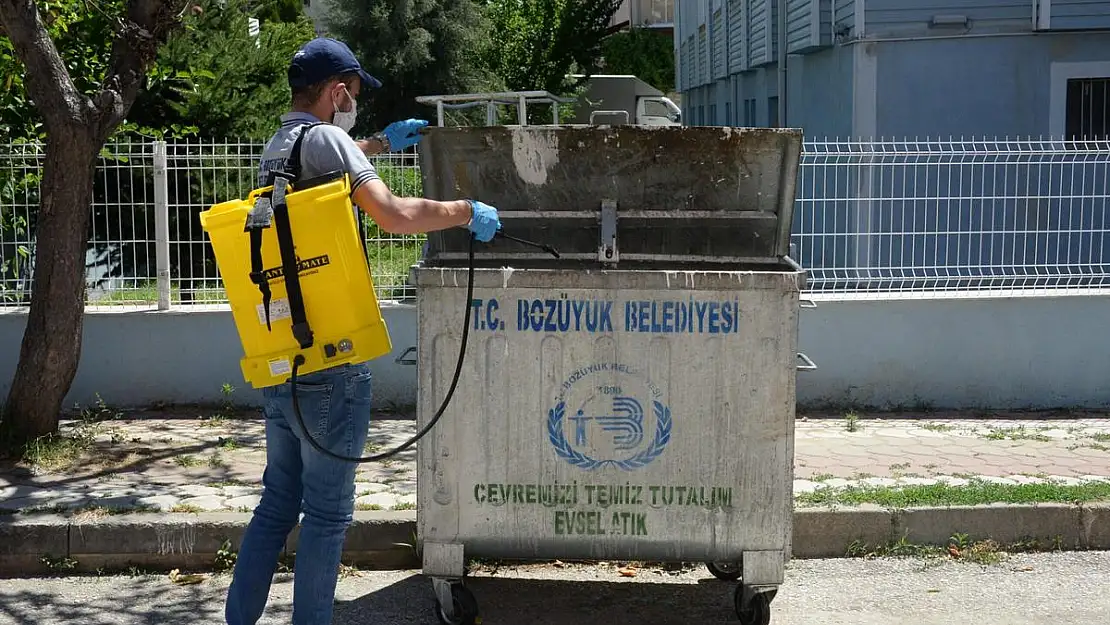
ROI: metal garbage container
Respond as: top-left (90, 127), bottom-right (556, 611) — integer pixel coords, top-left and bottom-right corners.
top-left (412, 125), bottom-right (809, 625)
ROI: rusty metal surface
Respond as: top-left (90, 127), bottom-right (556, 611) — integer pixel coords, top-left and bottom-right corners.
top-left (416, 125), bottom-right (804, 269)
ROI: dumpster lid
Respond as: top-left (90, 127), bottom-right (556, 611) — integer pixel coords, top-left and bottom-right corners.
top-left (416, 125), bottom-right (803, 270)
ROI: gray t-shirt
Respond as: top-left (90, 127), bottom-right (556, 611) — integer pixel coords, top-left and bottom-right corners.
top-left (257, 112), bottom-right (381, 193)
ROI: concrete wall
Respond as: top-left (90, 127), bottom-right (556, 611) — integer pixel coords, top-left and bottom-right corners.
top-left (797, 295), bottom-right (1110, 410)
top-left (2, 295), bottom-right (1109, 412)
top-left (0, 303), bottom-right (418, 412)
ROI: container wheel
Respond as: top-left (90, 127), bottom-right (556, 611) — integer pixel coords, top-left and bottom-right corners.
top-left (705, 561), bottom-right (742, 581)
top-left (734, 585), bottom-right (773, 625)
top-left (435, 582), bottom-right (480, 625)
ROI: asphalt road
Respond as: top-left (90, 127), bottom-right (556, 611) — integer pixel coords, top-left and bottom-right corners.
top-left (0, 552), bottom-right (1107, 624)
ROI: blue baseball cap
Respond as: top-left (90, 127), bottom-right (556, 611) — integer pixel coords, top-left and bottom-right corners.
top-left (288, 38), bottom-right (382, 90)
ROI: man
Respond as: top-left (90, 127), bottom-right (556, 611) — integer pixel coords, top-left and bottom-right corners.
top-left (225, 37), bottom-right (500, 625)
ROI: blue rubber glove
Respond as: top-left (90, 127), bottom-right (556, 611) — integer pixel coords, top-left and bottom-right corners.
top-left (382, 119), bottom-right (429, 152)
top-left (466, 200), bottom-right (501, 243)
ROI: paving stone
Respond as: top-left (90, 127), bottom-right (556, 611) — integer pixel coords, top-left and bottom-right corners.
top-left (177, 484), bottom-right (223, 498)
top-left (216, 486), bottom-right (258, 498)
top-left (356, 493), bottom-right (399, 509)
top-left (225, 495), bottom-right (261, 510)
top-left (861, 477), bottom-right (899, 488)
top-left (135, 494), bottom-right (182, 511)
top-left (176, 495), bottom-right (227, 511)
top-left (0, 496), bottom-right (36, 512)
top-left (898, 477), bottom-right (940, 486)
top-left (6, 415), bottom-right (1110, 518)
top-left (792, 480), bottom-right (821, 494)
top-left (356, 483), bottom-right (390, 496)
top-left (2, 484), bottom-right (47, 500)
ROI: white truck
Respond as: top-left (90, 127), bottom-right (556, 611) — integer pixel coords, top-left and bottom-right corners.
top-left (415, 75), bottom-right (682, 127)
top-left (567, 74), bottom-right (682, 126)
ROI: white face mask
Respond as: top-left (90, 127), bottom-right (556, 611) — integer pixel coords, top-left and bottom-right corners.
top-left (332, 86), bottom-right (357, 133)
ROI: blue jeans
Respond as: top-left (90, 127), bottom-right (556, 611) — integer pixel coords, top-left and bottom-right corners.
top-left (225, 361), bottom-right (373, 625)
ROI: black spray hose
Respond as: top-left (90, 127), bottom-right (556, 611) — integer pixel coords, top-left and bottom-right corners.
top-left (290, 229), bottom-right (557, 464)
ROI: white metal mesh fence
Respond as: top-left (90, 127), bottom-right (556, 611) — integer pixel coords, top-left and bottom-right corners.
top-left (1, 137), bottom-right (1109, 307)
top-left (0, 139), bottom-right (426, 308)
top-left (794, 139), bottom-right (1110, 297)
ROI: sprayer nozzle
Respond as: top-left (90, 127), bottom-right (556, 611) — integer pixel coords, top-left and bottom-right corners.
top-left (495, 231), bottom-right (560, 259)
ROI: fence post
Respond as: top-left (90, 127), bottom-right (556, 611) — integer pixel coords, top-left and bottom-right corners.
top-left (153, 141), bottom-right (171, 311)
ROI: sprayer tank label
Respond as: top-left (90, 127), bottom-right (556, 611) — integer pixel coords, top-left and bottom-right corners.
top-left (256, 298), bottom-right (292, 325)
top-left (267, 357), bottom-right (292, 377)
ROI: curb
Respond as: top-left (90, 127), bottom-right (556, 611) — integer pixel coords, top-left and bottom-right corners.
top-left (3, 504), bottom-right (1109, 577)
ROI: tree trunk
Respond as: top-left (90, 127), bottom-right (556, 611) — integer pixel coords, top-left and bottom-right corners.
top-left (1, 133), bottom-right (98, 446)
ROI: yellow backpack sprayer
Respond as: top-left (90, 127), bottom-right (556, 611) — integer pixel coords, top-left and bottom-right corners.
top-left (199, 123), bottom-right (557, 463)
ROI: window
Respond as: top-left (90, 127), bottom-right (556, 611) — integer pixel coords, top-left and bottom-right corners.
top-left (709, 104), bottom-right (717, 125)
top-left (635, 0), bottom-right (675, 25)
top-left (643, 100), bottom-right (674, 118)
top-left (1066, 78), bottom-right (1109, 139)
top-left (768, 96), bottom-right (779, 128)
top-left (743, 99), bottom-right (757, 126)
top-left (725, 102), bottom-right (731, 127)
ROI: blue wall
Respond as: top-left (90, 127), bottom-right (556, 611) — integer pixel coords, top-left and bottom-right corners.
top-left (874, 32), bottom-right (1110, 138)
top-left (787, 46), bottom-right (854, 138)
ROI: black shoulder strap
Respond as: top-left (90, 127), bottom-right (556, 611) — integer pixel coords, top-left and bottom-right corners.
top-left (245, 121), bottom-right (326, 348)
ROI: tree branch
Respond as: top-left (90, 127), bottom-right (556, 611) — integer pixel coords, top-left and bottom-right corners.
top-left (95, 0), bottom-right (189, 137)
top-left (0, 0), bottom-right (89, 129)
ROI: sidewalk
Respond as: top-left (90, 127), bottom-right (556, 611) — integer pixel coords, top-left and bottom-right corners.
top-left (3, 408), bottom-right (1110, 515)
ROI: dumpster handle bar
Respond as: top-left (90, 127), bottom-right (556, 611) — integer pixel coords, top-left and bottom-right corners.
top-left (796, 352), bottom-right (818, 372)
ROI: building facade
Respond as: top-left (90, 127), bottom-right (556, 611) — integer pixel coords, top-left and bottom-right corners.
top-left (675, 1), bottom-right (1110, 139)
top-left (612, 0), bottom-right (676, 32)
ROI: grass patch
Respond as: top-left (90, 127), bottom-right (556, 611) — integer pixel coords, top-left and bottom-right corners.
top-left (213, 539), bottom-right (237, 573)
top-left (174, 454), bottom-right (201, 468)
top-left (846, 532), bottom-right (1063, 566)
top-left (217, 437), bottom-right (241, 451)
top-left (392, 502), bottom-right (417, 511)
top-left (844, 412), bottom-right (861, 432)
top-left (355, 503), bottom-right (384, 511)
top-left (366, 241), bottom-right (423, 301)
top-left (210, 479), bottom-right (254, 488)
top-left (90, 282), bottom-right (226, 306)
top-left (15, 395), bottom-right (123, 472)
top-left (921, 422), bottom-right (953, 432)
top-left (981, 426), bottom-right (1051, 442)
top-left (1092, 433), bottom-right (1110, 443)
top-left (171, 504), bottom-right (202, 514)
top-left (795, 478), bottom-right (1110, 508)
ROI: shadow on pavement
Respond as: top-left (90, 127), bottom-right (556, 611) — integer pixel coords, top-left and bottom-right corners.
top-left (334, 574), bottom-right (740, 625)
top-left (0, 575), bottom-right (291, 625)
